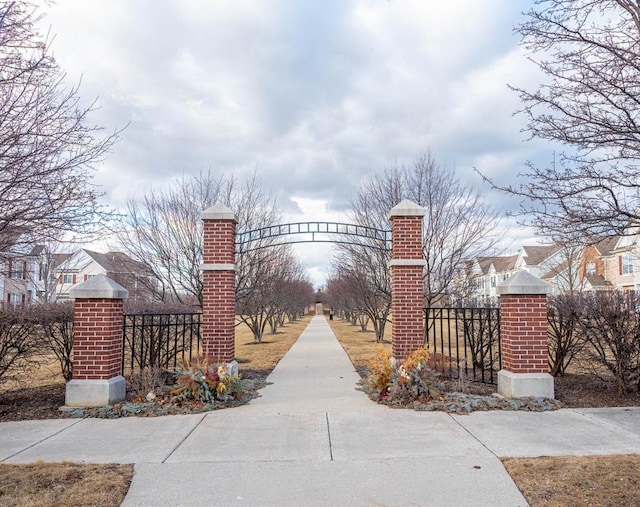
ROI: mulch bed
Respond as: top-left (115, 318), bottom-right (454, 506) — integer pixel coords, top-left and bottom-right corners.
top-left (1, 371), bottom-right (638, 422)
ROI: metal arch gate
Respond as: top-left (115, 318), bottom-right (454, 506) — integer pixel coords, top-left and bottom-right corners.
top-left (200, 200), bottom-right (426, 365)
top-left (236, 221), bottom-right (391, 253)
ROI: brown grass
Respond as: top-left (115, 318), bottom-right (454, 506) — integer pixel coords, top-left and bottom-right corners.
top-left (327, 317), bottom-right (391, 372)
top-left (503, 455), bottom-right (640, 507)
top-left (0, 462), bottom-right (133, 507)
top-left (235, 315), bottom-right (312, 371)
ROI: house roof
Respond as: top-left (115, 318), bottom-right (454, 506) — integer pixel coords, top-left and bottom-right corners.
top-left (51, 252), bottom-right (72, 269)
top-left (540, 259), bottom-right (570, 280)
top-left (474, 255), bottom-right (518, 275)
top-left (593, 236), bottom-right (620, 256)
top-left (584, 274), bottom-right (614, 288)
top-left (55, 249), bottom-right (151, 277)
top-left (82, 249), bottom-right (150, 275)
top-left (520, 245), bottom-right (562, 266)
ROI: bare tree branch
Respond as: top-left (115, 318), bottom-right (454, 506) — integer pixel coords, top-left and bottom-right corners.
top-left (0, 2), bottom-right (122, 251)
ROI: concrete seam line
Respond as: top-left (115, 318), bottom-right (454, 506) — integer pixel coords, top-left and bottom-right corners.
top-left (447, 413), bottom-right (500, 459)
top-left (326, 412), bottom-right (334, 461)
top-left (0, 418), bottom-right (84, 463)
top-left (161, 413), bottom-right (208, 463)
top-left (570, 408), bottom-right (640, 444)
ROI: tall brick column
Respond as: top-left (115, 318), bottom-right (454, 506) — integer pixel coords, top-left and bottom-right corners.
top-left (66, 274), bottom-right (128, 407)
top-left (496, 270), bottom-right (554, 398)
top-left (389, 199), bottom-right (426, 361)
top-left (201, 203), bottom-right (237, 366)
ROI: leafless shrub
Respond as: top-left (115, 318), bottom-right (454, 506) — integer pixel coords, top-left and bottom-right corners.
top-left (547, 295), bottom-right (586, 377)
top-left (35, 302), bottom-right (74, 382)
top-left (577, 292), bottom-right (640, 394)
top-left (126, 366), bottom-right (171, 399)
top-left (0, 306), bottom-right (40, 386)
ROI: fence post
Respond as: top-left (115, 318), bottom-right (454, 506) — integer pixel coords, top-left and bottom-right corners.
top-left (65, 274), bottom-right (128, 407)
top-left (201, 203), bottom-right (237, 371)
top-left (496, 270), bottom-right (554, 398)
top-left (389, 199), bottom-right (426, 361)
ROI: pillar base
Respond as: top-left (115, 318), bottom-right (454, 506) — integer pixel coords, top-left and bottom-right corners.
top-left (65, 376), bottom-right (126, 407)
top-left (497, 370), bottom-right (554, 399)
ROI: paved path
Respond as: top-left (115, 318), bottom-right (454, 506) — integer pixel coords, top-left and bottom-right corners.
top-left (2, 316), bottom-right (640, 506)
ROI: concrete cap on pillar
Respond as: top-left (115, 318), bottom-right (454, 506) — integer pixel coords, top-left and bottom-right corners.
top-left (496, 270), bottom-right (550, 296)
top-left (388, 199), bottom-right (425, 218)
top-left (201, 202), bottom-right (236, 221)
top-left (69, 274), bottom-right (129, 300)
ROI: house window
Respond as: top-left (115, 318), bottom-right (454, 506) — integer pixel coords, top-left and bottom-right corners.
top-left (491, 276), bottom-right (496, 288)
top-left (7, 293), bottom-right (24, 307)
top-left (62, 274), bottom-right (73, 284)
top-left (586, 262), bottom-right (596, 276)
top-left (9, 261), bottom-right (26, 280)
top-left (621, 253), bottom-right (634, 275)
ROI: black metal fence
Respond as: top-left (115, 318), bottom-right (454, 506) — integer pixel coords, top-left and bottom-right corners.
top-left (424, 307), bottom-right (501, 384)
top-left (121, 312), bottom-right (202, 376)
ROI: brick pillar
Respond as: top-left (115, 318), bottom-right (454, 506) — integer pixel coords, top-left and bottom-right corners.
top-left (65, 274), bottom-right (128, 407)
top-left (389, 199), bottom-right (426, 361)
top-left (201, 203), bottom-right (237, 367)
top-left (496, 270), bottom-right (554, 398)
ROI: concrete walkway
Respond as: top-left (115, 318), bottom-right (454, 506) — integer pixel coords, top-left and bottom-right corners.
top-left (2, 316), bottom-right (640, 506)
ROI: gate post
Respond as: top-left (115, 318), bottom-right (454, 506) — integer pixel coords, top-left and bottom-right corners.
top-left (201, 203), bottom-right (237, 366)
top-left (65, 274), bottom-right (128, 407)
top-left (496, 270), bottom-right (554, 398)
top-left (389, 199), bottom-right (426, 361)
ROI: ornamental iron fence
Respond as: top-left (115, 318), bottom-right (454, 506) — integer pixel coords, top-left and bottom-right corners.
top-left (424, 306), bottom-right (501, 384)
top-left (121, 312), bottom-right (201, 376)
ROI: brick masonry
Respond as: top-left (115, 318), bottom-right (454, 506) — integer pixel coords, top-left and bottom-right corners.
top-left (72, 298), bottom-right (124, 380)
top-left (389, 205), bottom-right (425, 361)
top-left (499, 293), bottom-right (548, 374)
top-left (201, 210), bottom-right (236, 363)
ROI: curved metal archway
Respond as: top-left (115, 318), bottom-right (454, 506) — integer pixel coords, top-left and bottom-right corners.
top-left (236, 221), bottom-right (391, 253)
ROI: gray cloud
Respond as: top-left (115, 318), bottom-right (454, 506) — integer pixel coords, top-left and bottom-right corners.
top-left (39, 0), bottom-right (549, 282)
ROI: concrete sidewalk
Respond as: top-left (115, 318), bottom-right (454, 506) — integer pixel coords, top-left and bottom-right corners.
top-left (2, 316), bottom-right (640, 506)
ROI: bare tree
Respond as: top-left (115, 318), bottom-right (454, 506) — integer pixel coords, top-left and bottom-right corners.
top-left (116, 170), bottom-right (282, 307)
top-left (0, 1), bottom-right (120, 251)
top-left (237, 247), bottom-right (311, 343)
top-left (329, 250), bottom-right (391, 342)
top-left (343, 152), bottom-right (500, 310)
top-left (488, 1), bottom-right (640, 240)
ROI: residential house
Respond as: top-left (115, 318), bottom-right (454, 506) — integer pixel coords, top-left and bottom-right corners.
top-left (0, 245), bottom-right (50, 307)
top-left (579, 236), bottom-right (618, 292)
top-left (54, 249), bottom-right (157, 301)
top-left (459, 254), bottom-right (518, 304)
top-left (601, 231), bottom-right (640, 290)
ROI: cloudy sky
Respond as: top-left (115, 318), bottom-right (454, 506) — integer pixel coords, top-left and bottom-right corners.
top-left (38, 0), bottom-right (551, 286)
